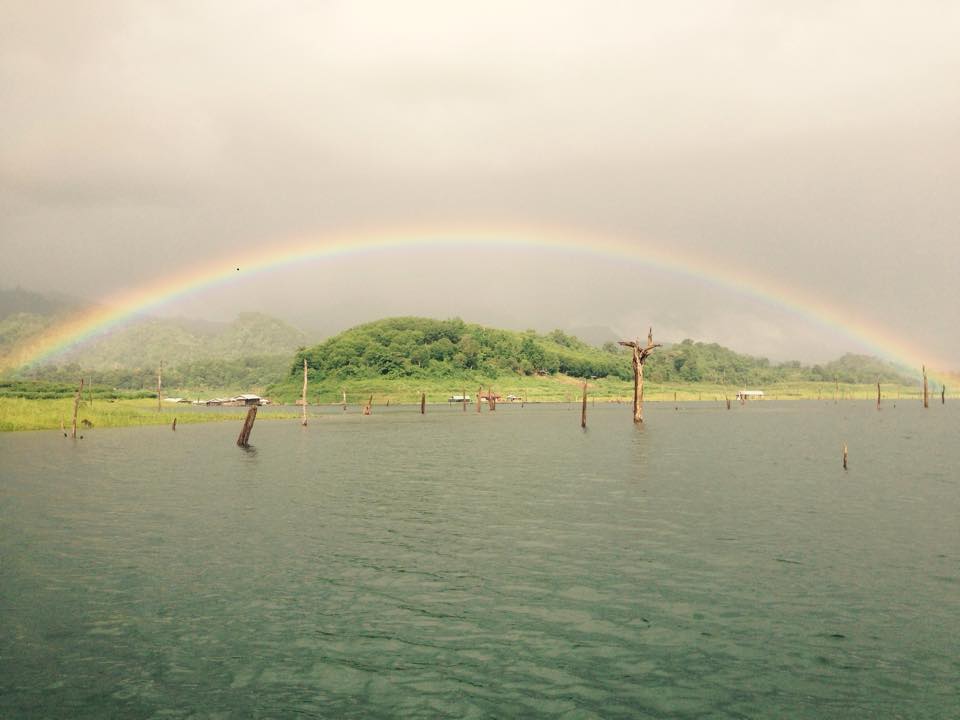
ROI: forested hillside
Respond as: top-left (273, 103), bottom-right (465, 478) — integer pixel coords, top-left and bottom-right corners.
top-left (280, 317), bottom-right (917, 395)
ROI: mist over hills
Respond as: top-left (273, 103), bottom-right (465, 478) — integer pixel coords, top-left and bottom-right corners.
top-left (0, 287), bottom-right (922, 392)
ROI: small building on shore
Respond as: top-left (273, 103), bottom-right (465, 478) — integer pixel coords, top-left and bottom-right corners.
top-left (736, 390), bottom-right (764, 401)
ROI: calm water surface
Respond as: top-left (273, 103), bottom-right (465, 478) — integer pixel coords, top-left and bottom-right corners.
top-left (1, 402), bottom-right (958, 718)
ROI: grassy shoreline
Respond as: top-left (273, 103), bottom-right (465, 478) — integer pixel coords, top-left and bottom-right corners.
top-left (267, 374), bottom-right (930, 406)
top-left (0, 397), bottom-right (298, 432)
top-left (1, 378), bottom-right (935, 431)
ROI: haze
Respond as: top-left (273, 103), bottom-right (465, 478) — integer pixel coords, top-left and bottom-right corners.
top-left (2, 1), bottom-right (958, 366)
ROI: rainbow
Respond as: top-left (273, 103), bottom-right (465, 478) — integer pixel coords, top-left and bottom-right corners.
top-left (3, 226), bottom-right (950, 378)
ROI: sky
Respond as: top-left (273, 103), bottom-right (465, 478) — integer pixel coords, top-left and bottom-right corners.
top-left (2, 1), bottom-right (958, 366)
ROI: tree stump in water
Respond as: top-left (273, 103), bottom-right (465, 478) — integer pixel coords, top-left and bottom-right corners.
top-left (237, 406), bottom-right (257, 447)
top-left (71, 379), bottom-right (84, 439)
top-left (301, 358), bottom-right (308, 427)
top-left (580, 381), bottom-right (587, 428)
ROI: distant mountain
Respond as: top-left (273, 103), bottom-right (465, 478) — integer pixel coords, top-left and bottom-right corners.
top-left (0, 286), bottom-right (310, 379)
top-left (565, 325), bottom-right (620, 347)
top-left (0, 287), bottom-right (78, 320)
top-left (47, 312), bottom-right (309, 369)
top-left (813, 354), bottom-right (920, 384)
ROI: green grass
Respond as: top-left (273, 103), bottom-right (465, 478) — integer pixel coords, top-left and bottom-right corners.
top-left (271, 374), bottom-right (929, 406)
top-left (0, 397), bottom-right (297, 432)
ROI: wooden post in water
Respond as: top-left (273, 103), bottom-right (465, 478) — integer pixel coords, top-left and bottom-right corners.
top-left (71, 378), bottom-right (84, 439)
top-left (157, 360), bottom-right (163, 411)
top-left (842, 442), bottom-right (848, 470)
top-left (618, 327), bottom-right (661, 424)
top-left (420, 391), bottom-right (426, 414)
top-left (342, 389), bottom-right (347, 411)
top-left (363, 395), bottom-right (373, 415)
top-left (942, 385), bottom-right (946, 404)
top-left (172, 417), bottom-right (177, 431)
top-left (237, 406), bottom-right (257, 447)
top-left (726, 396), bottom-right (731, 410)
top-left (877, 377), bottom-right (881, 411)
top-left (462, 388), bottom-right (467, 412)
top-left (301, 358), bottom-right (308, 427)
top-left (476, 387), bottom-right (482, 414)
top-left (580, 381), bottom-right (588, 428)
top-left (488, 388), bottom-right (496, 411)
top-left (923, 365), bottom-right (929, 408)
top-left (834, 376), bottom-right (838, 404)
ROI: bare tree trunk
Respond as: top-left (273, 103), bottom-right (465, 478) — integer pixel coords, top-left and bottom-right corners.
top-left (581, 381), bottom-right (587, 428)
top-left (172, 417), bottom-right (177, 431)
top-left (488, 388), bottom-right (496, 411)
top-left (157, 360), bottom-right (163, 412)
top-left (619, 328), bottom-right (660, 424)
top-left (237, 406), bottom-right (257, 447)
top-left (726, 396), bottom-right (731, 410)
top-left (420, 392), bottom-right (426, 414)
top-left (301, 358), bottom-right (308, 426)
top-left (842, 442), bottom-right (848, 470)
top-left (942, 385), bottom-right (946, 404)
top-left (877, 377), bottom-right (881, 411)
top-left (462, 388), bottom-right (467, 412)
top-left (342, 389), bottom-right (347, 411)
top-left (923, 365), bottom-right (929, 408)
top-left (71, 378), bottom-right (84, 439)
top-left (476, 386), bottom-right (482, 414)
top-left (363, 395), bottom-right (373, 415)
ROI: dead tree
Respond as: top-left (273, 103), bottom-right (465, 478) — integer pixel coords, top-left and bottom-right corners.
top-left (420, 392), bottom-right (426, 414)
top-left (618, 327), bottom-right (661, 424)
top-left (301, 358), bottom-right (309, 426)
top-left (71, 379), bottom-right (84, 439)
top-left (923, 365), bottom-right (929, 408)
top-left (462, 388), bottom-right (467, 412)
top-left (363, 395), bottom-right (373, 415)
top-left (476, 386), bottom-right (482, 414)
top-left (877, 377), bottom-right (881, 411)
top-left (172, 417), bottom-right (177, 431)
top-left (237, 406), bottom-right (257, 447)
top-left (581, 381), bottom-right (587, 428)
top-left (842, 442), bottom-right (848, 470)
top-left (942, 385), bottom-right (946, 405)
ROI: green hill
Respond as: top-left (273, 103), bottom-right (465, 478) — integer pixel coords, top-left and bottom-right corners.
top-left (269, 317), bottom-right (919, 402)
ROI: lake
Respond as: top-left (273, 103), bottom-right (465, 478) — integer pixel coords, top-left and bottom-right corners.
top-left (1, 401), bottom-right (957, 718)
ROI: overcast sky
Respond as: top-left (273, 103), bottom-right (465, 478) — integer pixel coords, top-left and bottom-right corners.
top-left (2, 1), bottom-right (958, 365)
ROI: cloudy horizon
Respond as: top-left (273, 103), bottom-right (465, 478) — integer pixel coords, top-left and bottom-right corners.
top-left (3, 1), bottom-right (958, 367)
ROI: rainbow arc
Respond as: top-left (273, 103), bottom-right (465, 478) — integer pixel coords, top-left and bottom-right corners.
top-left (2, 227), bottom-right (949, 379)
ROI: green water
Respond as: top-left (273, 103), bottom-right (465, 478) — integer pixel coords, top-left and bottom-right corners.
top-left (1, 402), bottom-right (958, 718)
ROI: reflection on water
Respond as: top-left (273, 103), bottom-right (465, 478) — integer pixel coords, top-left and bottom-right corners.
top-left (1, 402), bottom-right (958, 718)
